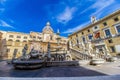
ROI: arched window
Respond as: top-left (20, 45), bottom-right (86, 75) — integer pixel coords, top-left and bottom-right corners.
top-left (8, 39), bottom-right (13, 41)
top-left (23, 40), bottom-right (27, 42)
top-left (16, 40), bottom-right (20, 42)
top-left (50, 35), bottom-right (53, 40)
top-left (9, 35), bottom-right (13, 38)
top-left (38, 36), bottom-right (41, 39)
top-left (24, 36), bottom-right (27, 39)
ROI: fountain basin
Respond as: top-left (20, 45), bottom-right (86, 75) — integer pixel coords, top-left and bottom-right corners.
top-left (46, 61), bottom-right (79, 67)
top-left (12, 60), bottom-right (44, 69)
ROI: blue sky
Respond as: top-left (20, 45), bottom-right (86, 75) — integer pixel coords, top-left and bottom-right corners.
top-left (0, 0), bottom-right (120, 37)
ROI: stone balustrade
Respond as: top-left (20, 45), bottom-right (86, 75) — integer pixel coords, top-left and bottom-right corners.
top-left (70, 48), bottom-right (92, 60)
top-left (46, 61), bottom-right (79, 67)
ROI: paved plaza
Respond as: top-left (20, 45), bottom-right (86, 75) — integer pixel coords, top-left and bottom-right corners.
top-left (0, 60), bottom-right (120, 77)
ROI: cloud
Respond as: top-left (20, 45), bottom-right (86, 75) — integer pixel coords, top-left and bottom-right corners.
top-left (0, 0), bottom-right (6, 5)
top-left (62, 21), bottom-right (90, 34)
top-left (91, 0), bottom-right (114, 16)
top-left (80, 0), bottom-right (114, 16)
top-left (0, 20), bottom-right (15, 29)
top-left (56, 7), bottom-right (76, 24)
top-left (9, 19), bottom-right (14, 23)
top-left (62, 0), bottom-right (119, 34)
top-left (0, 0), bottom-right (7, 13)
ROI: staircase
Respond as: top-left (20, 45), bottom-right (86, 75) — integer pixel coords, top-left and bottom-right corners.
top-left (69, 48), bottom-right (110, 60)
top-left (69, 48), bottom-right (92, 60)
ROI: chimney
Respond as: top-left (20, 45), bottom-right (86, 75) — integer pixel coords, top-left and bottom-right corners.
top-left (91, 16), bottom-right (97, 24)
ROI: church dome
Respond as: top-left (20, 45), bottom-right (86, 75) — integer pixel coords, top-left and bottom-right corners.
top-left (42, 22), bottom-right (54, 33)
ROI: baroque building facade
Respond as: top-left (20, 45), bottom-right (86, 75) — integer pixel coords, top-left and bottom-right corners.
top-left (68, 10), bottom-right (120, 57)
top-left (0, 22), bottom-right (68, 59)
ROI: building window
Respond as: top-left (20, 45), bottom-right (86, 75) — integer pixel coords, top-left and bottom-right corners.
top-left (24, 36), bottom-right (27, 39)
top-left (33, 36), bottom-right (36, 38)
top-left (23, 40), bottom-right (27, 42)
top-left (104, 29), bottom-right (111, 37)
top-left (50, 35), bottom-right (52, 40)
top-left (71, 41), bottom-right (73, 47)
top-left (30, 35), bottom-right (32, 38)
top-left (17, 36), bottom-right (21, 38)
top-left (88, 34), bottom-right (93, 40)
top-left (76, 38), bottom-right (79, 44)
top-left (115, 24), bottom-right (120, 34)
top-left (94, 26), bottom-right (98, 29)
top-left (110, 46), bottom-right (116, 52)
top-left (114, 17), bottom-right (119, 22)
top-left (82, 32), bottom-right (84, 35)
top-left (103, 22), bottom-right (107, 26)
top-left (108, 39), bottom-right (113, 43)
top-left (8, 39), bottom-right (13, 41)
top-left (76, 34), bottom-right (78, 37)
top-left (9, 35), bottom-right (13, 38)
top-left (6, 49), bottom-right (10, 53)
top-left (88, 29), bottom-right (90, 32)
top-left (13, 49), bottom-right (18, 55)
top-left (16, 40), bottom-right (20, 42)
top-left (82, 37), bottom-right (86, 42)
top-left (38, 36), bottom-right (41, 39)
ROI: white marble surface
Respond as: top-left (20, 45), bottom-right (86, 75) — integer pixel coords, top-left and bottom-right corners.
top-left (0, 75), bottom-right (120, 80)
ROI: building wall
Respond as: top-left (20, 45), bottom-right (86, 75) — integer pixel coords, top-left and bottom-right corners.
top-left (0, 32), bottom-right (3, 59)
top-left (0, 23), bottom-right (68, 59)
top-left (69, 10), bottom-right (120, 57)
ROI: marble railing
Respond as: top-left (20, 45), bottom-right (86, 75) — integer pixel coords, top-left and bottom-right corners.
top-left (93, 53), bottom-right (106, 59)
top-left (46, 61), bottom-right (79, 66)
top-left (69, 48), bottom-right (92, 60)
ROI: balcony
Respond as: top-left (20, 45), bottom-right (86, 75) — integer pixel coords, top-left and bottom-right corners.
top-left (94, 41), bottom-right (105, 46)
top-left (91, 39), bottom-right (105, 46)
top-left (104, 35), bottom-right (112, 39)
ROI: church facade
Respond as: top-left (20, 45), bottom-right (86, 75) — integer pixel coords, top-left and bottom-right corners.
top-left (0, 22), bottom-right (68, 59)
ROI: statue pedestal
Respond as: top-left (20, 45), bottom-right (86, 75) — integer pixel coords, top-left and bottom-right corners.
top-left (108, 57), bottom-right (117, 62)
top-left (90, 59), bottom-right (105, 66)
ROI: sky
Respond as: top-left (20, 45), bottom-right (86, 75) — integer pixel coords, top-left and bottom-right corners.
top-left (0, 0), bottom-right (120, 37)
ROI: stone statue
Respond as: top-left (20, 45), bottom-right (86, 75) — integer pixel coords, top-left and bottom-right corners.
top-left (12, 49), bottom-right (18, 60)
top-left (22, 44), bottom-right (28, 57)
top-left (88, 42), bottom-right (94, 56)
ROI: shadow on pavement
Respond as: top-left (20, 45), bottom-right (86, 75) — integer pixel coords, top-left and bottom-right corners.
top-left (0, 61), bottom-right (107, 77)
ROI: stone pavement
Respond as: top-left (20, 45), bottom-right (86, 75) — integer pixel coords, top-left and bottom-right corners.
top-left (0, 60), bottom-right (120, 77)
top-left (80, 60), bottom-right (120, 75)
top-left (0, 75), bottom-right (120, 80)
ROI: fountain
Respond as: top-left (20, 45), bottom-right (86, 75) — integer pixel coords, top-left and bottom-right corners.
top-left (12, 44), bottom-right (44, 69)
top-left (87, 42), bottom-right (105, 65)
top-left (11, 29), bottom-right (78, 69)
